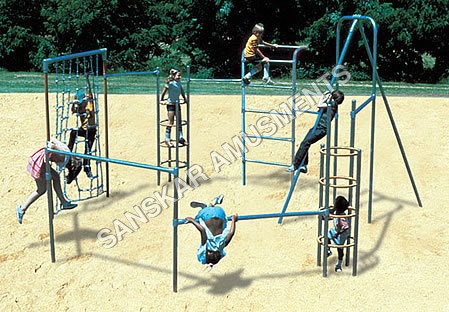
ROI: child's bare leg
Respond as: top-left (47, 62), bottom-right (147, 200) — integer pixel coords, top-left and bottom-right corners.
top-left (50, 168), bottom-right (68, 205)
top-left (21, 174), bottom-right (47, 212)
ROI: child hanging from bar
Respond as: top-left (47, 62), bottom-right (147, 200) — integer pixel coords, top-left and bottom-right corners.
top-left (327, 195), bottom-right (350, 273)
top-left (185, 195), bottom-right (238, 268)
top-left (160, 69), bottom-right (188, 147)
top-left (16, 138), bottom-right (81, 224)
top-left (68, 74), bottom-right (97, 180)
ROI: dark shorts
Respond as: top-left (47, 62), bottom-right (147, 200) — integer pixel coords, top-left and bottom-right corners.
top-left (244, 55), bottom-right (263, 65)
top-left (166, 103), bottom-right (181, 112)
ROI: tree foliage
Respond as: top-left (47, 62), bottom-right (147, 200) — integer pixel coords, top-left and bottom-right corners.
top-left (0, 0), bottom-right (448, 82)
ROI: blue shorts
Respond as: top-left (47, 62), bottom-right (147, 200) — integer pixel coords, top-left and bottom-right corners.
top-left (328, 228), bottom-right (350, 245)
top-left (195, 206), bottom-right (227, 229)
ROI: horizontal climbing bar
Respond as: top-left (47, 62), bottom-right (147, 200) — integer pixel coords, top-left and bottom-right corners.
top-left (175, 210), bottom-right (323, 225)
top-left (190, 78), bottom-right (241, 83)
top-left (245, 84), bottom-right (292, 90)
top-left (244, 109), bottom-right (294, 116)
top-left (352, 94), bottom-right (375, 116)
top-left (258, 44), bottom-right (309, 50)
top-left (245, 134), bottom-right (293, 142)
top-left (43, 49), bottom-right (107, 72)
top-left (245, 158), bottom-right (289, 167)
top-left (46, 148), bottom-right (177, 174)
top-left (105, 70), bottom-right (159, 78)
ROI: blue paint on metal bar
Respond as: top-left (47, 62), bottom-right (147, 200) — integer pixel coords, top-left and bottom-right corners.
top-left (46, 148), bottom-right (176, 174)
top-left (351, 95), bottom-right (375, 117)
top-left (278, 168), bottom-right (301, 223)
top-left (245, 135), bottom-right (293, 142)
top-left (43, 48), bottom-right (107, 72)
top-left (245, 159), bottom-right (289, 167)
top-left (175, 209), bottom-right (323, 225)
top-left (244, 109), bottom-right (293, 116)
top-left (105, 70), bottom-right (159, 78)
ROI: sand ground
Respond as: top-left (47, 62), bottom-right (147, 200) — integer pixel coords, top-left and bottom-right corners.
top-left (1, 93), bottom-right (449, 311)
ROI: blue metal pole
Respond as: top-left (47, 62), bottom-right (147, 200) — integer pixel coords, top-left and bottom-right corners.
top-left (46, 148), bottom-right (176, 174)
top-left (43, 48), bottom-right (107, 73)
top-left (322, 101), bottom-right (333, 277)
top-left (157, 68), bottom-right (161, 185)
top-left (45, 148), bottom-right (56, 262)
top-left (173, 169), bottom-right (179, 292)
top-left (277, 168), bottom-right (301, 224)
top-left (186, 66), bottom-right (191, 185)
top-left (241, 50), bottom-right (247, 185)
top-left (177, 210), bottom-right (324, 225)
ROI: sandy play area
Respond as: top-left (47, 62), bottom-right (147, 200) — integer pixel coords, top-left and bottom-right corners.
top-left (1, 92), bottom-right (448, 311)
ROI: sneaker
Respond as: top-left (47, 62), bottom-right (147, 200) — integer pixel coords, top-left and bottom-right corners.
top-left (179, 138), bottom-right (189, 146)
top-left (263, 77), bottom-right (275, 85)
top-left (335, 264), bottom-right (342, 272)
top-left (243, 77), bottom-right (250, 85)
top-left (61, 202), bottom-right (78, 210)
top-left (285, 165), bottom-right (296, 172)
top-left (16, 205), bottom-right (25, 224)
top-left (299, 165), bottom-right (308, 174)
top-left (327, 249), bottom-right (332, 257)
top-left (190, 201), bottom-right (207, 209)
top-left (164, 140), bottom-right (174, 148)
top-left (212, 194), bottom-right (224, 206)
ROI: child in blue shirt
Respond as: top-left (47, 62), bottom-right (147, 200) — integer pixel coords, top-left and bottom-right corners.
top-left (185, 195), bottom-right (238, 267)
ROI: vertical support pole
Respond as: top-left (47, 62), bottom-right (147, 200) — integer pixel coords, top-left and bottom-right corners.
top-left (322, 101), bottom-right (333, 277)
top-left (348, 99), bottom-right (357, 205)
top-left (367, 20), bottom-right (378, 224)
top-left (44, 72), bottom-right (51, 142)
top-left (352, 149), bottom-right (362, 275)
top-left (317, 143), bottom-right (325, 266)
top-left (45, 149), bottom-right (56, 262)
top-left (156, 68), bottom-right (161, 186)
top-left (186, 66), bottom-right (191, 185)
top-left (103, 60), bottom-right (110, 197)
top-left (332, 114), bottom-right (339, 200)
top-left (241, 51), bottom-right (247, 185)
top-left (173, 168), bottom-right (179, 292)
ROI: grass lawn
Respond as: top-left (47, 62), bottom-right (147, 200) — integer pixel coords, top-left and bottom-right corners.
top-left (0, 71), bottom-right (447, 97)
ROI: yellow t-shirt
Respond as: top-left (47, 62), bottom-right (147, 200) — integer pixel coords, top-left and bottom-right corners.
top-left (244, 34), bottom-right (260, 58)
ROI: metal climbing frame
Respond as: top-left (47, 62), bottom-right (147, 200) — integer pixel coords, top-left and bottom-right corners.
top-left (317, 144), bottom-right (362, 277)
top-left (156, 66), bottom-right (190, 185)
top-left (241, 44), bottom-right (308, 185)
top-left (334, 15), bottom-right (422, 222)
top-left (43, 49), bottom-right (108, 201)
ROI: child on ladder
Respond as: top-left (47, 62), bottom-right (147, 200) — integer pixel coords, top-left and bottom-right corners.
top-left (160, 69), bottom-right (189, 147)
top-left (286, 90), bottom-right (345, 173)
top-left (242, 23), bottom-right (278, 85)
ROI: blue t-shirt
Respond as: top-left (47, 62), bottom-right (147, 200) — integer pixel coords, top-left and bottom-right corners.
top-left (165, 80), bottom-right (183, 103)
top-left (195, 206), bottom-right (229, 264)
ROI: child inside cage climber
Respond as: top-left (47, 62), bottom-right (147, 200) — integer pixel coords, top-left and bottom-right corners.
top-left (160, 69), bottom-right (189, 147)
top-left (185, 195), bottom-right (238, 268)
top-left (327, 195), bottom-right (351, 273)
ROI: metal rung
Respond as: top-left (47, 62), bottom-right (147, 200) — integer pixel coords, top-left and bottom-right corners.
top-left (245, 134), bottom-right (293, 142)
top-left (244, 109), bottom-right (294, 116)
top-left (244, 159), bottom-right (289, 167)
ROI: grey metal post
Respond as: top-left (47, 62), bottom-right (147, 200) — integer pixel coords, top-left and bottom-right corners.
top-left (352, 149), bottom-right (362, 275)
